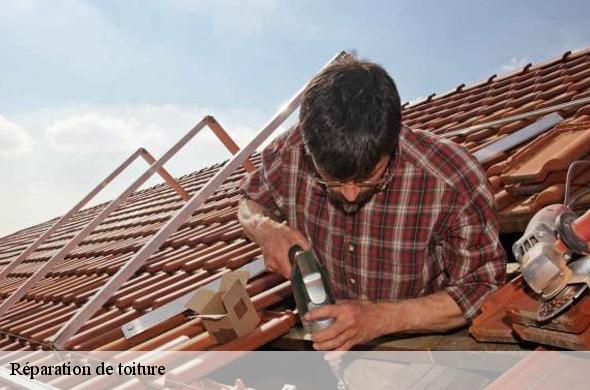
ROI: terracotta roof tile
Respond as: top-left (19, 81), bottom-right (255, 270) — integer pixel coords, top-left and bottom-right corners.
top-left (496, 122), bottom-right (590, 184)
top-left (471, 276), bottom-right (590, 349)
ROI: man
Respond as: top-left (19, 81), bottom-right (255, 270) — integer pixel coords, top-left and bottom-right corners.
top-left (238, 56), bottom-right (506, 351)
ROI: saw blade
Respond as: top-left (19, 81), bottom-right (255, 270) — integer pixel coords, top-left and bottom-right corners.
top-left (537, 284), bottom-right (588, 322)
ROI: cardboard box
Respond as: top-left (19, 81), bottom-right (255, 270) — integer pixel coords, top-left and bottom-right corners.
top-left (185, 270), bottom-right (260, 344)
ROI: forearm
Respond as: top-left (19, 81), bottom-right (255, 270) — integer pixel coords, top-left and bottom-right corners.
top-left (376, 291), bottom-right (466, 335)
top-left (237, 198), bottom-right (310, 277)
top-left (307, 291), bottom-right (467, 350)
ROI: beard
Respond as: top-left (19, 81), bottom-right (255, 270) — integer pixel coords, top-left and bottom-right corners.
top-left (327, 189), bottom-right (374, 214)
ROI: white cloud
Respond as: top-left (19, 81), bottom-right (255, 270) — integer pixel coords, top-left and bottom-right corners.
top-left (501, 57), bottom-right (529, 73)
top-left (406, 96), bottom-right (426, 107)
top-left (40, 104), bottom-right (264, 158)
top-left (0, 103), bottom-right (283, 237)
top-left (0, 115), bottom-right (32, 157)
top-left (45, 112), bottom-right (134, 155)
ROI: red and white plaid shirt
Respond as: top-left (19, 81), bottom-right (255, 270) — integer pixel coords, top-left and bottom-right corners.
top-left (240, 125), bottom-right (506, 320)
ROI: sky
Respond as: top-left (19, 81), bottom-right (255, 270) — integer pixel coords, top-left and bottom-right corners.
top-left (1, 0), bottom-right (590, 236)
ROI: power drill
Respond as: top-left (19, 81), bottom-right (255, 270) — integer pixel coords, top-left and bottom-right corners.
top-left (289, 245), bottom-right (335, 333)
top-left (289, 246), bottom-right (348, 389)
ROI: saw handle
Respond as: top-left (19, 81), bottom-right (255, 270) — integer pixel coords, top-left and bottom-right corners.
top-left (574, 210), bottom-right (590, 244)
top-left (556, 210), bottom-right (590, 254)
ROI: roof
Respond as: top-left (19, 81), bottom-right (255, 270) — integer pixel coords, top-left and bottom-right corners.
top-left (402, 47), bottom-right (590, 232)
top-left (0, 47), bottom-right (589, 351)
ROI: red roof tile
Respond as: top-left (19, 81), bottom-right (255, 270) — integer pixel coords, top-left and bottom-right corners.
top-left (471, 275), bottom-right (590, 349)
top-left (403, 48), bottom-right (590, 232)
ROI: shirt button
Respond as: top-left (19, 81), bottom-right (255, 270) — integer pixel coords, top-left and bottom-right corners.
top-left (348, 243), bottom-right (354, 252)
top-left (350, 278), bottom-right (356, 284)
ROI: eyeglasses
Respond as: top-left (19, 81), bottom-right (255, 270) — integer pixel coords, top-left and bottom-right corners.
top-left (309, 156), bottom-right (394, 193)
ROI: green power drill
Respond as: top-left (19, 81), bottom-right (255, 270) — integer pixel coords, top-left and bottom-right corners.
top-left (289, 245), bottom-right (349, 390)
top-left (289, 245), bottom-right (336, 333)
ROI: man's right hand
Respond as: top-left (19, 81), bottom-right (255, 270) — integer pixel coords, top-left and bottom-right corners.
top-left (258, 220), bottom-right (311, 278)
top-left (237, 198), bottom-right (311, 279)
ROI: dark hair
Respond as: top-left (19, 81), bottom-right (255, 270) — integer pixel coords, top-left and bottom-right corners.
top-left (299, 56), bottom-right (402, 180)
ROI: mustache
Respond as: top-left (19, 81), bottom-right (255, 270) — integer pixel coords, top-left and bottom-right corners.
top-left (327, 190), bottom-right (374, 214)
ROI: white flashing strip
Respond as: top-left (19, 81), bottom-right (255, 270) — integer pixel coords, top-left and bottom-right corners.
top-left (473, 112), bottom-right (563, 164)
top-left (444, 95), bottom-right (590, 138)
top-left (122, 257), bottom-right (266, 339)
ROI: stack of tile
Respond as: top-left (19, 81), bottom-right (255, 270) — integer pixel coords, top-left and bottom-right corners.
top-left (0, 47), bottom-right (589, 351)
top-left (470, 275), bottom-right (590, 349)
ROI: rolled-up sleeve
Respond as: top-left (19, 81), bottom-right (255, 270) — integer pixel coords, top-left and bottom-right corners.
top-left (442, 182), bottom-right (507, 321)
top-left (239, 136), bottom-right (286, 221)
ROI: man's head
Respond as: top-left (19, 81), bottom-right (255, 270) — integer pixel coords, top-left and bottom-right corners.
top-left (299, 56), bottom-right (402, 212)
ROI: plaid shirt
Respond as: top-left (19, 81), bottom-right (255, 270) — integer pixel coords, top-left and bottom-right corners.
top-left (240, 125), bottom-right (506, 320)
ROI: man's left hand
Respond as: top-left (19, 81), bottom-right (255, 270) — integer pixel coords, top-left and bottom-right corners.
top-left (304, 300), bottom-right (389, 351)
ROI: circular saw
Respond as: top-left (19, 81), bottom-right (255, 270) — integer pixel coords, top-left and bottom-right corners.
top-left (513, 204), bottom-right (590, 322)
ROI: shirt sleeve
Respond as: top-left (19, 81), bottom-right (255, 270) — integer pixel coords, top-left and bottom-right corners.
top-left (239, 133), bottom-right (287, 221)
top-left (441, 180), bottom-right (507, 321)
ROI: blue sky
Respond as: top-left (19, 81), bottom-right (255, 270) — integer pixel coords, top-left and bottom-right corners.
top-left (1, 0), bottom-right (590, 235)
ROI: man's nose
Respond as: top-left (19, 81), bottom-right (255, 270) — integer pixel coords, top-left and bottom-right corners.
top-left (340, 183), bottom-right (361, 202)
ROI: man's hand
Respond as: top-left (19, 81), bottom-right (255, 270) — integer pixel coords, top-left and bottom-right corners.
top-left (258, 222), bottom-right (310, 278)
top-left (304, 300), bottom-right (389, 351)
top-left (237, 197), bottom-right (310, 279)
